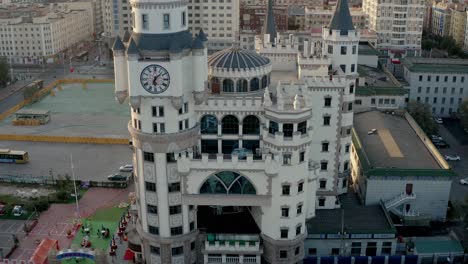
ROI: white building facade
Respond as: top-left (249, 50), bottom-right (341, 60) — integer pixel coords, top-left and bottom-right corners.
top-left (187, 0), bottom-right (240, 52)
top-left (362, 0), bottom-right (424, 58)
top-left (113, 0), bottom-right (359, 262)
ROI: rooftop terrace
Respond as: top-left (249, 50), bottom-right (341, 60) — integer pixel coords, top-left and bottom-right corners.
top-left (353, 111), bottom-right (440, 170)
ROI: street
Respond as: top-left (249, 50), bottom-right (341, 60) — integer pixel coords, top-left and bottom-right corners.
top-left (436, 124), bottom-right (468, 203)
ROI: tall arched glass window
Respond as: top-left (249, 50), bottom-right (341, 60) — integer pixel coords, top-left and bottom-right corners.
top-left (223, 79), bottom-right (234, 92)
top-left (237, 79), bottom-right (248, 92)
top-left (200, 115), bottom-right (218, 134)
top-left (242, 115), bottom-right (260, 135)
top-left (261, 75), bottom-right (268, 89)
top-left (250, 77), bottom-right (260, 91)
top-left (199, 171), bottom-right (256, 195)
top-left (222, 115), bottom-right (239, 134)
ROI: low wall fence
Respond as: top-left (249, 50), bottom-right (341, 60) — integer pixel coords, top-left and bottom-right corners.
top-left (0, 174), bottom-right (130, 189)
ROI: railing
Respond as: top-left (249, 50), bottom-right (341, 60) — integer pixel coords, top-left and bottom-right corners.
top-left (226, 256), bottom-right (240, 263)
top-left (207, 256), bottom-right (223, 263)
top-left (384, 193), bottom-right (416, 209)
top-left (244, 256), bottom-right (258, 263)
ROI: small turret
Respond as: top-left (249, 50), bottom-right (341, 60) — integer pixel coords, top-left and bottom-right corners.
top-left (112, 36), bottom-right (128, 104)
top-left (126, 38), bottom-right (139, 56)
top-left (262, 0), bottom-right (277, 44)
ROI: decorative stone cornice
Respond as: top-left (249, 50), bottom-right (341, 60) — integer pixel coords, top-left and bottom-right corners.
top-left (129, 96), bottom-right (141, 108)
top-left (115, 90), bottom-right (128, 104)
top-left (129, 122), bottom-right (199, 153)
top-left (130, 0), bottom-right (188, 9)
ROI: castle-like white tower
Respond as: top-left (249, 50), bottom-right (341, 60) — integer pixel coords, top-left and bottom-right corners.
top-left (113, 0), bottom-right (359, 262)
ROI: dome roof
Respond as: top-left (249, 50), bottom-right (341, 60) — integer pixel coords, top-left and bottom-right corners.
top-left (208, 48), bottom-right (270, 70)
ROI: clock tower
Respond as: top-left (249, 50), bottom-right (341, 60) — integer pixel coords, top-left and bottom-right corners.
top-left (112, 0), bottom-right (208, 262)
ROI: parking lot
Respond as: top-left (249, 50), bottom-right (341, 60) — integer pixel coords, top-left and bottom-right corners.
top-left (436, 123), bottom-right (468, 203)
top-left (0, 141), bottom-right (132, 182)
top-left (0, 219), bottom-right (26, 258)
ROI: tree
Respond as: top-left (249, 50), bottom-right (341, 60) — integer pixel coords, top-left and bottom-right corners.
top-left (458, 100), bottom-right (468, 130)
top-left (407, 101), bottom-right (438, 135)
top-left (0, 58), bottom-right (9, 87)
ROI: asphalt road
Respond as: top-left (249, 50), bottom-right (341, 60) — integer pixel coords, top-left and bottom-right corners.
top-left (436, 124), bottom-right (468, 203)
top-left (0, 141), bottom-right (132, 182)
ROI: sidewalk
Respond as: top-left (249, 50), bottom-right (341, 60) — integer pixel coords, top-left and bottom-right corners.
top-left (0, 80), bottom-right (30, 102)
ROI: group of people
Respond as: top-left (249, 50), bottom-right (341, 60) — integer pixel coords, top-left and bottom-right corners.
top-left (97, 226), bottom-right (111, 239)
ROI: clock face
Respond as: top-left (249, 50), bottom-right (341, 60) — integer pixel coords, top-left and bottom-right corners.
top-left (140, 64), bottom-right (170, 94)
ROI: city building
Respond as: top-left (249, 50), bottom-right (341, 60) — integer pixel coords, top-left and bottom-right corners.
top-left (0, 3), bottom-right (93, 64)
top-left (242, 0), bottom-right (323, 8)
top-left (465, 10), bottom-right (468, 52)
top-left (240, 1), bottom-right (288, 34)
top-left (431, 2), bottom-right (452, 37)
top-left (401, 57), bottom-right (468, 117)
top-left (351, 111), bottom-right (455, 226)
top-left (304, 7), bottom-right (369, 31)
top-left (305, 194), bottom-right (397, 256)
top-left (187, 0), bottom-right (240, 52)
top-left (363, 0), bottom-right (424, 58)
top-left (113, 0), bottom-right (360, 262)
top-left (101, 0), bottom-right (131, 41)
top-left (288, 5), bottom-right (306, 31)
top-left (449, 5), bottom-right (467, 47)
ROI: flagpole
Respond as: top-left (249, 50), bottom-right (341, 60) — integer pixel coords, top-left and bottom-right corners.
top-left (70, 154), bottom-right (79, 218)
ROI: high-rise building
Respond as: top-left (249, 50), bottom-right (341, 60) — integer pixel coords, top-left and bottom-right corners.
top-left (304, 7), bottom-right (369, 31)
top-left (363, 0), bottom-right (424, 58)
top-left (187, 0), bottom-right (240, 52)
top-left (449, 5), bottom-right (467, 47)
top-left (101, 0), bottom-right (131, 40)
top-left (465, 10), bottom-right (468, 52)
top-left (431, 2), bottom-right (452, 37)
top-left (113, 0), bottom-right (360, 262)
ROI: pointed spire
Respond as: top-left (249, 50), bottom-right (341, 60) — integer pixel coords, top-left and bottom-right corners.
top-left (198, 29), bottom-right (208, 42)
top-left (126, 38), bottom-right (139, 55)
top-left (122, 30), bottom-right (131, 43)
top-left (263, 0), bottom-right (277, 43)
top-left (112, 36), bottom-right (125, 51)
top-left (192, 35), bottom-right (205, 50)
top-left (329, 0), bottom-right (355, 35)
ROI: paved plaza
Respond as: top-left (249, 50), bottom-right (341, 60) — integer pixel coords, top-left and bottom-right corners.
top-left (0, 83), bottom-right (130, 138)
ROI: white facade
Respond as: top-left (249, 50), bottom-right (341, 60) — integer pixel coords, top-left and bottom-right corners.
top-left (402, 58), bottom-right (468, 117)
top-left (114, 0), bottom-right (360, 262)
top-left (362, 0), bottom-right (424, 58)
top-left (102, 0), bottom-right (131, 38)
top-left (0, 4), bottom-right (93, 64)
top-left (187, 0), bottom-right (240, 52)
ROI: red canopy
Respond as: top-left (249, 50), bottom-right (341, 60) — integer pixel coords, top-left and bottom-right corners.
top-left (123, 249), bottom-right (135, 261)
top-left (29, 238), bottom-right (59, 264)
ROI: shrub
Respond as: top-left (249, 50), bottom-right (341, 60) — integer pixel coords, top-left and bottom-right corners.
top-left (56, 190), bottom-right (68, 201)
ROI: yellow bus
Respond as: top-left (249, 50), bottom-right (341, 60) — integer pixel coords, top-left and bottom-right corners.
top-left (0, 149), bottom-right (29, 164)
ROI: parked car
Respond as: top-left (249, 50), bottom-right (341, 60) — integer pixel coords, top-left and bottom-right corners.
top-left (444, 155), bottom-right (461, 161)
top-left (12, 205), bottom-right (23, 216)
top-left (434, 141), bottom-right (450, 148)
top-left (460, 178), bottom-right (468, 185)
top-left (119, 164), bottom-right (133, 172)
top-left (434, 117), bottom-right (443, 124)
top-left (107, 174), bottom-right (128, 181)
top-left (0, 203), bottom-right (6, 216)
top-left (431, 134), bottom-right (443, 141)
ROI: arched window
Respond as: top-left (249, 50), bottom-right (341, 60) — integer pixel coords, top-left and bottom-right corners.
top-left (242, 115), bottom-right (260, 135)
top-left (223, 79), bottom-right (234, 92)
top-left (211, 77), bottom-right (220, 94)
top-left (199, 171), bottom-right (256, 195)
top-left (261, 75), bottom-right (268, 89)
top-left (237, 79), bottom-right (248, 92)
top-left (222, 115), bottom-right (239, 134)
top-left (250, 77), bottom-right (259, 91)
top-left (200, 115), bottom-right (218, 134)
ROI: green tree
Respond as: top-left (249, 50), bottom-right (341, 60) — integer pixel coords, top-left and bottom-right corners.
top-left (458, 100), bottom-right (468, 130)
top-left (407, 101), bottom-right (438, 135)
top-left (0, 57), bottom-right (9, 87)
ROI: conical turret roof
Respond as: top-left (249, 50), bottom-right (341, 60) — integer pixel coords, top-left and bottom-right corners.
top-left (329, 0), bottom-right (355, 35)
top-left (262, 0), bottom-right (277, 43)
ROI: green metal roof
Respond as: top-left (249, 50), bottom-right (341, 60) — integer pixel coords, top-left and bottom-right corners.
top-left (402, 58), bottom-right (468, 73)
top-left (414, 240), bottom-right (464, 254)
top-left (351, 129), bottom-right (456, 178)
top-left (356, 86), bottom-right (407, 96)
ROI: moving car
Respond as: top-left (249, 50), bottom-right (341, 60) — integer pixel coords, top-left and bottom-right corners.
top-left (119, 164), bottom-right (133, 172)
top-left (107, 174), bottom-right (128, 181)
top-left (444, 155), bottom-right (460, 161)
top-left (434, 117), bottom-right (443, 124)
top-left (460, 178), bottom-right (468, 185)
